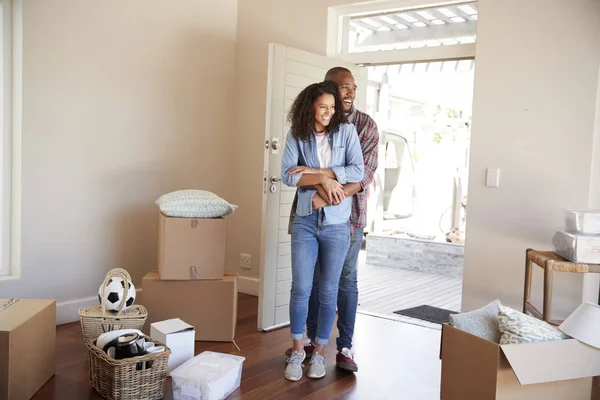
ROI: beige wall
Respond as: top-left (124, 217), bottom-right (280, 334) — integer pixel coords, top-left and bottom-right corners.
top-left (462, 0), bottom-right (600, 317)
top-left (0, 0), bottom-right (237, 305)
top-left (229, 0), bottom-right (359, 279)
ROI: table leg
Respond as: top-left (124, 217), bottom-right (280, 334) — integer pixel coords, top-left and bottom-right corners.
top-left (523, 251), bottom-right (533, 313)
top-left (543, 261), bottom-right (554, 322)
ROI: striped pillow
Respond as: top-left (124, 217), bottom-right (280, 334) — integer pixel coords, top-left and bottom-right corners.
top-left (498, 305), bottom-right (569, 345)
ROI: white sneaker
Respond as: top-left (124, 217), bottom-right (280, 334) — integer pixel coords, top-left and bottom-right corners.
top-left (307, 352), bottom-right (326, 379)
top-left (285, 350), bottom-right (306, 381)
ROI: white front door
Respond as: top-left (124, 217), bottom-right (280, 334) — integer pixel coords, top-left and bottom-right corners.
top-left (258, 43), bottom-right (366, 331)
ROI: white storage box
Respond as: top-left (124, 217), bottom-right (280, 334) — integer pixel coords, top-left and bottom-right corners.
top-left (565, 209), bottom-right (600, 235)
top-left (170, 351), bottom-right (245, 400)
top-left (150, 318), bottom-right (195, 374)
top-left (553, 230), bottom-right (600, 263)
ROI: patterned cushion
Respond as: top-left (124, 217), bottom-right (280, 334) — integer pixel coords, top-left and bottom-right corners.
top-left (156, 190), bottom-right (238, 218)
top-left (449, 299), bottom-right (502, 343)
top-left (498, 305), bottom-right (569, 345)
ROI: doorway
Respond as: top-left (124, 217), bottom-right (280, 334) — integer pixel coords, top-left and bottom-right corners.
top-left (358, 60), bottom-right (474, 327)
top-left (257, 0), bottom-right (479, 331)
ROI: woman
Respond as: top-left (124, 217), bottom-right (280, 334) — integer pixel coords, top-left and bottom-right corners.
top-left (281, 81), bottom-right (364, 381)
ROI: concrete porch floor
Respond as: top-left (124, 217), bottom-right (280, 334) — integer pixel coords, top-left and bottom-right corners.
top-left (357, 250), bottom-right (463, 329)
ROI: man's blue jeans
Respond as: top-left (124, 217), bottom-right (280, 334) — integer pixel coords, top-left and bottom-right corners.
top-left (289, 210), bottom-right (351, 345)
top-left (307, 227), bottom-right (363, 351)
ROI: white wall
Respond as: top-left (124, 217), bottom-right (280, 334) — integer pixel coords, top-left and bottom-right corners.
top-left (590, 65), bottom-right (600, 209)
top-left (462, 0), bottom-right (600, 318)
top-left (0, 0), bottom-right (237, 320)
top-left (229, 0), bottom-right (360, 280)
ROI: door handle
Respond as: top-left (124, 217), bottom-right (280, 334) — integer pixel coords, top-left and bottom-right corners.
top-left (270, 176), bottom-right (282, 184)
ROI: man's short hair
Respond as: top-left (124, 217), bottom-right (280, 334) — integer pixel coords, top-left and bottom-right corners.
top-left (324, 67), bottom-right (352, 81)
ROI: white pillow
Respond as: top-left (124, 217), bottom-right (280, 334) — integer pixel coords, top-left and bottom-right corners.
top-left (156, 190), bottom-right (237, 218)
top-left (449, 299), bottom-right (502, 343)
top-left (498, 304), bottom-right (569, 345)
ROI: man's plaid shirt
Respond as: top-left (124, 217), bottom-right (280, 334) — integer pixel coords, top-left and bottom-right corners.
top-left (287, 107), bottom-right (379, 235)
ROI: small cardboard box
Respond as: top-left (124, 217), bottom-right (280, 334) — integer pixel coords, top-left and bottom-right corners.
top-left (440, 324), bottom-right (600, 400)
top-left (150, 318), bottom-right (195, 374)
top-left (140, 271), bottom-right (237, 342)
top-left (0, 299), bottom-right (56, 400)
top-left (158, 211), bottom-right (226, 280)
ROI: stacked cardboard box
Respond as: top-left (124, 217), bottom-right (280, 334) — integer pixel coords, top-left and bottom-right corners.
top-left (140, 211), bottom-right (237, 342)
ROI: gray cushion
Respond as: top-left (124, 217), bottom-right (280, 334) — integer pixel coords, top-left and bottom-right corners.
top-left (449, 299), bottom-right (502, 343)
top-left (156, 190), bottom-right (237, 218)
top-left (498, 304), bottom-right (569, 345)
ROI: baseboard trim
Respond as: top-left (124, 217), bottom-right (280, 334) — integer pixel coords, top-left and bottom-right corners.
top-left (238, 276), bottom-right (259, 296)
top-left (56, 288), bottom-right (143, 325)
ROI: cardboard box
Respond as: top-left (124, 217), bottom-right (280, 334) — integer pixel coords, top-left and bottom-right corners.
top-left (440, 324), bottom-right (600, 400)
top-left (150, 318), bottom-right (195, 374)
top-left (140, 271), bottom-right (237, 342)
top-left (158, 211), bottom-right (226, 280)
top-left (0, 299), bottom-right (56, 400)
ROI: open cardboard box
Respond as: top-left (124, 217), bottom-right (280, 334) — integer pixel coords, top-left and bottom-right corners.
top-left (440, 323), bottom-right (600, 400)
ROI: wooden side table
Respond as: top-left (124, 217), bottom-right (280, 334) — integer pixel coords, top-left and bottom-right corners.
top-left (523, 248), bottom-right (600, 325)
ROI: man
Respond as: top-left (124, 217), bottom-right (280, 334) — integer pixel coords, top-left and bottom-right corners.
top-left (286, 67), bottom-right (379, 372)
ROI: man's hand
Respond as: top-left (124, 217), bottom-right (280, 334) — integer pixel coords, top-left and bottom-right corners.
top-left (312, 193), bottom-right (328, 210)
top-left (321, 176), bottom-right (345, 205)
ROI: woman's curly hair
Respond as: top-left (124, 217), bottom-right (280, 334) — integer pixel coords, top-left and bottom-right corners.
top-left (287, 80), bottom-right (347, 142)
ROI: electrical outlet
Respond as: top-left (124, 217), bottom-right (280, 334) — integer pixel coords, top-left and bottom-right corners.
top-left (240, 253), bottom-right (252, 269)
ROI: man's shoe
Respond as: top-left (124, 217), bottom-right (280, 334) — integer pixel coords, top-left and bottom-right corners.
top-left (336, 347), bottom-right (358, 372)
top-left (307, 352), bottom-right (326, 379)
top-left (285, 339), bottom-right (315, 357)
top-left (284, 350), bottom-right (306, 381)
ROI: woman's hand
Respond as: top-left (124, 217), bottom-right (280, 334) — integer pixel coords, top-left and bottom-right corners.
top-left (321, 177), bottom-right (345, 205)
top-left (288, 166), bottom-right (320, 176)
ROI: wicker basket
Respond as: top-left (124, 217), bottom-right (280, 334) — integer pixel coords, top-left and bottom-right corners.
top-left (86, 337), bottom-right (171, 400)
top-left (79, 268), bottom-right (148, 341)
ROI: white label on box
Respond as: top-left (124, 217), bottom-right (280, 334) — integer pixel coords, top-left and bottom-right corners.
top-left (181, 385), bottom-right (201, 397)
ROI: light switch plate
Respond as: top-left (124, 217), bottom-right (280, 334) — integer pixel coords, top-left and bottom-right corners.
top-left (486, 168), bottom-right (500, 188)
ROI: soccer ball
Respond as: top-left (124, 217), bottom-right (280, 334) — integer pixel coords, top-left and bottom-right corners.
top-left (98, 277), bottom-right (136, 312)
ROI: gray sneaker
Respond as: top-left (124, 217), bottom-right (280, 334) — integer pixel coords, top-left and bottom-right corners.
top-left (284, 350), bottom-right (306, 381)
top-left (307, 352), bottom-right (326, 379)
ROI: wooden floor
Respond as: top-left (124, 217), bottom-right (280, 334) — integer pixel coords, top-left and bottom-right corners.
top-left (33, 294), bottom-right (443, 400)
top-left (357, 251), bottom-right (462, 329)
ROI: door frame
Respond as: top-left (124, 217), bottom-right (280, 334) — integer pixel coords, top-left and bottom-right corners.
top-left (327, 0), bottom-right (477, 61)
top-left (257, 1), bottom-right (480, 332)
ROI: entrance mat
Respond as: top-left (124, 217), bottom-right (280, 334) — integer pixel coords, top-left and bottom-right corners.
top-left (393, 305), bottom-right (459, 324)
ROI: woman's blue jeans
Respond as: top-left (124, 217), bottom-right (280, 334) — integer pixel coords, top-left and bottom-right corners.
top-left (289, 210), bottom-right (350, 345)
